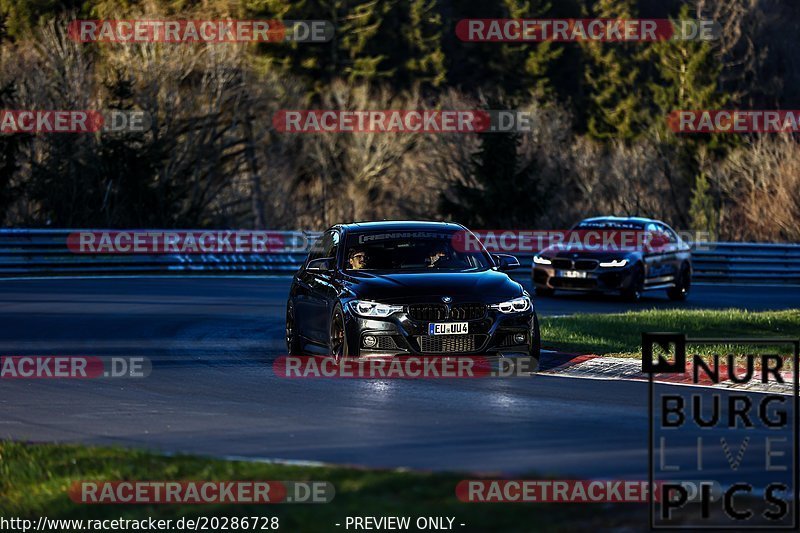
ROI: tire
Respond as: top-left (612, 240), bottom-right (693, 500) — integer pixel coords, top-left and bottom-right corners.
top-left (329, 304), bottom-right (351, 363)
top-left (285, 301), bottom-right (302, 355)
top-left (535, 286), bottom-right (555, 297)
top-left (621, 264), bottom-right (645, 302)
top-left (667, 264), bottom-right (691, 301)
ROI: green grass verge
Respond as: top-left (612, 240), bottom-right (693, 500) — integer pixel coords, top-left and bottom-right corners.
top-left (0, 441), bottom-right (643, 532)
top-left (542, 309), bottom-right (800, 361)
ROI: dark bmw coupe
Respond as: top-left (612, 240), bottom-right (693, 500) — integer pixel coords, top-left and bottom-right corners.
top-left (286, 221), bottom-right (540, 366)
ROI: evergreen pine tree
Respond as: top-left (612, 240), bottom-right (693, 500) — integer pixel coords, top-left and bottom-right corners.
top-left (649, 4), bottom-right (730, 150)
top-left (502, 0), bottom-right (562, 99)
top-left (650, 4), bottom-right (729, 232)
top-left (248, 0), bottom-right (444, 89)
top-left (582, 0), bottom-right (650, 140)
top-left (404, 0), bottom-right (446, 88)
top-left (688, 170), bottom-right (718, 239)
top-left (341, 0), bottom-right (395, 83)
top-left (441, 100), bottom-right (547, 228)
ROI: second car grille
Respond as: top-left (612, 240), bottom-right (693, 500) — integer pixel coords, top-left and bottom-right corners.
top-left (552, 258), bottom-right (573, 270)
top-left (415, 334), bottom-right (484, 353)
top-left (575, 259), bottom-right (599, 271)
top-left (551, 258), bottom-right (599, 271)
top-left (407, 304), bottom-right (485, 321)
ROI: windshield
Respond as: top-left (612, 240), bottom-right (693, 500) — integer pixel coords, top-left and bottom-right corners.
top-left (344, 231), bottom-right (491, 272)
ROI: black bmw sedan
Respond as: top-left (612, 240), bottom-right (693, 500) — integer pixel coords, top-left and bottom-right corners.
top-left (286, 221), bottom-right (540, 366)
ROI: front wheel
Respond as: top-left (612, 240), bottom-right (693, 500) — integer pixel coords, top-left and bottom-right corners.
top-left (621, 264), bottom-right (644, 302)
top-left (329, 304), bottom-right (351, 363)
top-left (667, 265), bottom-right (691, 301)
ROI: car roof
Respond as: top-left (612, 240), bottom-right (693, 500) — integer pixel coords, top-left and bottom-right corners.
top-left (578, 216), bottom-right (662, 226)
top-left (333, 221), bottom-right (465, 233)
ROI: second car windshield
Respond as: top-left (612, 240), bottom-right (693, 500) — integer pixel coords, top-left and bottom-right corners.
top-left (344, 232), bottom-right (490, 271)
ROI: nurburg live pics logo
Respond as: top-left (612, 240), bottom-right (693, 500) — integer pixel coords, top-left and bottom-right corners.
top-left (644, 333), bottom-right (799, 529)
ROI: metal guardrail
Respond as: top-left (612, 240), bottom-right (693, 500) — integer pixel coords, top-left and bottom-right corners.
top-left (0, 229), bottom-right (321, 276)
top-left (514, 243), bottom-right (800, 283)
top-left (686, 242), bottom-right (800, 283)
top-left (0, 229), bottom-right (799, 283)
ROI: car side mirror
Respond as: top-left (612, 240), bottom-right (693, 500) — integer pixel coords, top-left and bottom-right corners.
top-left (493, 254), bottom-right (520, 271)
top-left (307, 257), bottom-right (334, 272)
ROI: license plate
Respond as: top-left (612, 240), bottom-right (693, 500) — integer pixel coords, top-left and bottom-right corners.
top-left (559, 270), bottom-right (588, 278)
top-left (428, 322), bottom-right (469, 335)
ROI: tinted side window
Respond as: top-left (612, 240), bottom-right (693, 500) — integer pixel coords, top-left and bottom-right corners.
top-left (657, 223), bottom-right (679, 243)
top-left (305, 232), bottom-right (331, 265)
top-left (325, 231), bottom-right (340, 261)
top-left (305, 230), bottom-right (339, 268)
top-left (643, 223), bottom-right (660, 252)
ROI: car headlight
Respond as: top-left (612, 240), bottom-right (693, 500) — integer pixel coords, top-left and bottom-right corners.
top-left (489, 296), bottom-right (531, 314)
top-left (599, 259), bottom-right (629, 268)
top-left (533, 255), bottom-right (552, 265)
top-left (349, 300), bottom-right (404, 317)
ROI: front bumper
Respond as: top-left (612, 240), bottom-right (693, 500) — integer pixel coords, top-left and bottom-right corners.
top-left (343, 305), bottom-right (536, 357)
top-left (533, 264), bottom-right (637, 293)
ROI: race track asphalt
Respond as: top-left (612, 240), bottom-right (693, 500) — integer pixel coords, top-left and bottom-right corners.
top-left (1, 277), bottom-right (797, 487)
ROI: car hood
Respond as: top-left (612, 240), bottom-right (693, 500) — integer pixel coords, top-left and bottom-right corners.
top-left (341, 269), bottom-right (522, 304)
top-left (539, 244), bottom-right (642, 260)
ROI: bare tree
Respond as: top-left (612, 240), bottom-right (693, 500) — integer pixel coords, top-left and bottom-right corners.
top-left (712, 134), bottom-right (800, 241)
top-left (292, 81), bottom-right (421, 227)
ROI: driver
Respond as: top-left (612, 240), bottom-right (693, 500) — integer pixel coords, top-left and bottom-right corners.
top-left (348, 249), bottom-right (368, 270)
top-left (427, 247), bottom-right (447, 268)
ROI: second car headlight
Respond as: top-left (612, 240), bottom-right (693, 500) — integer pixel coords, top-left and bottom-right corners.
top-left (489, 296), bottom-right (531, 314)
top-left (533, 255), bottom-right (552, 265)
top-left (349, 300), bottom-right (404, 317)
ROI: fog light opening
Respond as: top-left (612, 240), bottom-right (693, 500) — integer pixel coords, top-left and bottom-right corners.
top-left (363, 335), bottom-right (377, 348)
top-left (513, 333), bottom-right (526, 344)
